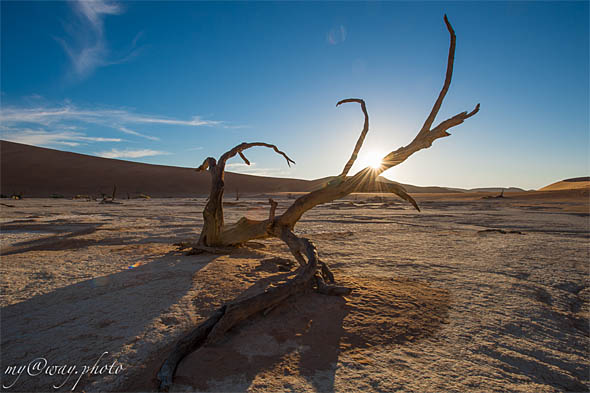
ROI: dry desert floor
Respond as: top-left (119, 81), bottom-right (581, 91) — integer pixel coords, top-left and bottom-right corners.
top-left (1, 193), bottom-right (588, 392)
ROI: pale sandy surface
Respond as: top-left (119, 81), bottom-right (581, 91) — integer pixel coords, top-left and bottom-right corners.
top-left (1, 194), bottom-right (588, 392)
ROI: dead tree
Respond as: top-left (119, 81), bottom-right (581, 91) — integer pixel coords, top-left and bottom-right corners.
top-left (157, 15), bottom-right (478, 391)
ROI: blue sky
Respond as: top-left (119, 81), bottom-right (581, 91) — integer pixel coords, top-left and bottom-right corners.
top-left (1, 1), bottom-right (588, 189)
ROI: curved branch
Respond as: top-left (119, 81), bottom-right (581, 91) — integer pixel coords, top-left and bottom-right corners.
top-left (431, 104), bottom-right (480, 136)
top-left (196, 157), bottom-right (216, 172)
top-left (197, 142), bottom-right (294, 247)
top-left (157, 307), bottom-right (226, 391)
top-left (337, 98), bottom-right (370, 177)
top-left (372, 15), bottom-right (479, 176)
top-left (238, 151), bottom-right (250, 165)
top-left (219, 142), bottom-right (295, 169)
top-left (418, 14), bottom-right (456, 139)
top-left (381, 182), bottom-right (420, 212)
top-left (376, 102), bottom-right (480, 175)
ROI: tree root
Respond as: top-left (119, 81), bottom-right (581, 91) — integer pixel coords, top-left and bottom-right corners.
top-left (185, 245), bottom-right (236, 255)
top-left (156, 228), bottom-right (351, 392)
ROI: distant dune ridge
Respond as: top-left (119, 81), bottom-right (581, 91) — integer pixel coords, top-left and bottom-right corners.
top-left (447, 186), bottom-right (527, 193)
top-left (0, 141), bottom-right (313, 198)
top-left (539, 177), bottom-right (590, 191)
top-left (0, 141), bottom-right (586, 198)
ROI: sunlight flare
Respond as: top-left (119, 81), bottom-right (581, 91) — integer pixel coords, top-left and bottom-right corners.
top-left (358, 150), bottom-right (384, 169)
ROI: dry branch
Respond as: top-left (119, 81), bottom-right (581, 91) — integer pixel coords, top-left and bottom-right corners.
top-left (418, 14), bottom-right (457, 138)
top-left (157, 230), bottom-right (350, 391)
top-left (161, 15), bottom-right (479, 391)
top-left (337, 98), bottom-right (369, 178)
top-left (219, 142), bottom-right (295, 169)
top-left (380, 182), bottom-right (420, 212)
top-left (195, 15), bottom-right (477, 246)
top-left (196, 142), bottom-right (295, 246)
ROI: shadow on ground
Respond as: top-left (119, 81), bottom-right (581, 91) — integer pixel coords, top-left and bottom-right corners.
top-left (0, 249), bottom-right (216, 392)
top-left (164, 272), bottom-right (450, 392)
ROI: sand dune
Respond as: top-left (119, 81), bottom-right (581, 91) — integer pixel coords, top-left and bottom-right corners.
top-left (1, 141), bottom-right (467, 198)
top-left (0, 141), bottom-right (316, 198)
top-left (1, 141), bottom-right (586, 208)
top-left (4, 140), bottom-right (548, 200)
top-left (539, 177), bottom-right (590, 191)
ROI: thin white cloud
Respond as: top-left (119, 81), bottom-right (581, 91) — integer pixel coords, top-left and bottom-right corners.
top-left (25, 93), bottom-right (44, 100)
top-left (226, 162), bottom-right (256, 169)
top-left (122, 114), bottom-right (221, 127)
top-left (0, 129), bottom-right (121, 147)
top-left (117, 126), bottom-right (160, 141)
top-left (96, 148), bottom-right (168, 159)
top-left (0, 105), bottom-right (221, 128)
top-left (327, 25), bottom-right (347, 45)
top-left (75, 0), bottom-right (122, 31)
top-left (226, 165), bottom-right (292, 177)
top-left (0, 102), bottom-right (240, 150)
top-left (59, 0), bottom-right (140, 79)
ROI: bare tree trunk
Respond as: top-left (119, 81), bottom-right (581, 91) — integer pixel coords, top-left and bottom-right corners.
top-left (157, 15), bottom-right (479, 391)
top-left (197, 159), bottom-right (225, 246)
top-left (158, 228), bottom-right (349, 391)
top-left (194, 15), bottom-right (477, 248)
top-left (196, 144), bottom-right (294, 247)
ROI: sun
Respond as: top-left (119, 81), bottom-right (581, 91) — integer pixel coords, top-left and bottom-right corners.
top-left (358, 150), bottom-right (383, 169)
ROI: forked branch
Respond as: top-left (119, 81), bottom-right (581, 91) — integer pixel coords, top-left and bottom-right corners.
top-left (197, 142), bottom-right (294, 246)
top-left (196, 157), bottom-right (216, 172)
top-left (218, 142), bottom-right (295, 169)
top-left (373, 14), bottom-right (479, 176)
top-left (418, 14), bottom-right (457, 138)
top-left (337, 98), bottom-right (369, 178)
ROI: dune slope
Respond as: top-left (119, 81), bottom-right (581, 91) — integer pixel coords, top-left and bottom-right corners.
top-left (0, 141), bottom-right (314, 197)
top-left (539, 177), bottom-right (590, 191)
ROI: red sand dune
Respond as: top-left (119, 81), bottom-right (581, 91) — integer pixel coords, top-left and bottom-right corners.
top-left (0, 141), bottom-right (461, 198)
top-left (539, 177), bottom-right (590, 191)
top-left (2, 141), bottom-right (586, 200)
top-left (0, 141), bottom-right (315, 198)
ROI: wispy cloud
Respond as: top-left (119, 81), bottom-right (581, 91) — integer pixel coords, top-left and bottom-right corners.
top-left (327, 25), bottom-right (347, 45)
top-left (117, 126), bottom-right (160, 141)
top-left (225, 163), bottom-right (292, 177)
top-left (0, 104), bottom-right (223, 146)
top-left (95, 148), bottom-right (168, 159)
top-left (0, 103), bottom-right (223, 147)
top-left (75, 0), bottom-right (122, 30)
top-left (0, 105), bottom-right (221, 128)
top-left (121, 114), bottom-right (220, 127)
top-left (226, 162), bottom-right (255, 169)
top-left (58, 0), bottom-right (141, 79)
top-left (25, 93), bottom-right (44, 100)
top-left (0, 129), bottom-right (121, 147)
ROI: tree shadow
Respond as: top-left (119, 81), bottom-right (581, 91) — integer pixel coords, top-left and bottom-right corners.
top-left (167, 272), bottom-right (450, 393)
top-left (0, 221), bottom-right (106, 256)
top-left (0, 249), bottom-right (217, 392)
